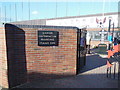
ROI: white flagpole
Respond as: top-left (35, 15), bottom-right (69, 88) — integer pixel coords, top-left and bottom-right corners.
top-left (4, 6), bottom-right (6, 23)
top-left (22, 0), bottom-right (23, 21)
top-left (0, 7), bottom-right (1, 24)
top-left (9, 4), bottom-right (11, 22)
top-left (15, 3), bottom-right (17, 21)
top-left (102, 0), bottom-right (105, 18)
top-left (28, 0), bottom-right (30, 21)
top-left (66, 0), bottom-right (68, 17)
top-left (56, 0), bottom-right (58, 18)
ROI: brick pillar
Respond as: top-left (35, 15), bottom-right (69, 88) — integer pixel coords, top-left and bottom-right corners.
top-left (0, 27), bottom-right (9, 88)
top-left (2, 24), bottom-right (78, 88)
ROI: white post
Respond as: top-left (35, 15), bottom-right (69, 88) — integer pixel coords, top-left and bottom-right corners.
top-left (101, 29), bottom-right (105, 43)
top-left (99, 29), bottom-right (107, 44)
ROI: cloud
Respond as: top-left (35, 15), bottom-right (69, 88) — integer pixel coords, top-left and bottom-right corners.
top-left (32, 11), bottom-right (39, 15)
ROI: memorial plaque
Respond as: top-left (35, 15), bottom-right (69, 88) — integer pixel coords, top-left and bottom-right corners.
top-left (38, 31), bottom-right (59, 46)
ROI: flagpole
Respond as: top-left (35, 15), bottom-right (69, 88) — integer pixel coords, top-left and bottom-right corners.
top-left (56, 0), bottom-right (58, 18)
top-left (22, 1), bottom-right (23, 21)
top-left (102, 0), bottom-right (105, 18)
top-left (15, 3), bottom-right (17, 21)
top-left (66, 0), bottom-right (68, 17)
top-left (4, 6), bottom-right (6, 23)
top-left (0, 7), bottom-right (1, 25)
top-left (9, 4), bottom-right (11, 22)
top-left (28, 0), bottom-right (30, 21)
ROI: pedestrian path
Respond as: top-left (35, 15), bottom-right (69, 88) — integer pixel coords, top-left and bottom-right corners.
top-left (14, 49), bottom-right (118, 88)
top-left (0, 86), bottom-right (2, 90)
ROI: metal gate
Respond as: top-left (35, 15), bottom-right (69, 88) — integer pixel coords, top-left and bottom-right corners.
top-left (77, 28), bottom-right (87, 74)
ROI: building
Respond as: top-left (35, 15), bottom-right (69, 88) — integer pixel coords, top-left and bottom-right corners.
top-left (10, 12), bottom-right (119, 47)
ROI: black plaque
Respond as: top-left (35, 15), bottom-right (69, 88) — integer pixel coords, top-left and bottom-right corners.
top-left (38, 31), bottom-right (59, 46)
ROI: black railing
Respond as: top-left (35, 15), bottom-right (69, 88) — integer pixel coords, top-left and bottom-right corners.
top-left (107, 52), bottom-right (120, 80)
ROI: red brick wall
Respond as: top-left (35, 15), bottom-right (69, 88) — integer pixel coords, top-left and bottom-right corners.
top-left (3, 24), bottom-right (77, 88)
top-left (0, 27), bottom-right (9, 88)
top-left (24, 27), bottom-right (77, 81)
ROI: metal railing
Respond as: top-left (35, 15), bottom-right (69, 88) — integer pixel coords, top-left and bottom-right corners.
top-left (107, 52), bottom-right (120, 80)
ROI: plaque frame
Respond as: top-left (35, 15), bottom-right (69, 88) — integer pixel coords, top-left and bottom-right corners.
top-left (38, 31), bottom-right (59, 46)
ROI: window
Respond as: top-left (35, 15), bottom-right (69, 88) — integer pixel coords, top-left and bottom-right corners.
top-left (88, 31), bottom-right (108, 41)
top-left (94, 33), bottom-right (101, 39)
top-left (88, 31), bottom-right (120, 41)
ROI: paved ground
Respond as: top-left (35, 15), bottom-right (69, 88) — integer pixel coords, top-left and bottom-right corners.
top-left (0, 86), bottom-right (2, 90)
top-left (13, 48), bottom-right (118, 88)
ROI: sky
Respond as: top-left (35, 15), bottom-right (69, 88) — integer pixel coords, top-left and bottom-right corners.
top-left (0, 0), bottom-right (119, 22)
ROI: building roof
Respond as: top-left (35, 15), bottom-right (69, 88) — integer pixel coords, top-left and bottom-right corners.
top-left (46, 12), bottom-right (118, 20)
top-left (5, 23), bottom-right (80, 30)
top-left (10, 12), bottom-right (118, 25)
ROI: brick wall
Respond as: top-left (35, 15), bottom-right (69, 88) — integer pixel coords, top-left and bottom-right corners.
top-left (3, 24), bottom-right (78, 88)
top-left (0, 27), bottom-right (9, 88)
top-left (24, 26), bottom-right (77, 81)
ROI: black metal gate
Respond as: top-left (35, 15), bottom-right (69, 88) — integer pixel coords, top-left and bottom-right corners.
top-left (77, 28), bottom-right (87, 74)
